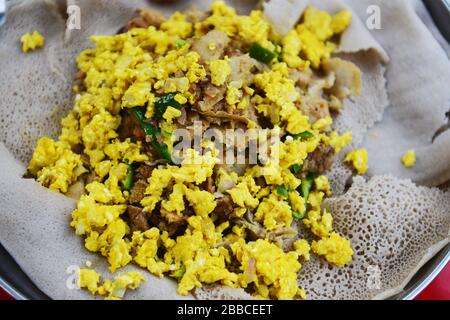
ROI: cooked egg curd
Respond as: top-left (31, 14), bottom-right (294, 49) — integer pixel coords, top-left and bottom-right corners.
top-left (78, 269), bottom-right (146, 299)
top-left (402, 149), bottom-right (416, 168)
top-left (21, 31), bottom-right (45, 53)
top-left (345, 149), bottom-right (369, 175)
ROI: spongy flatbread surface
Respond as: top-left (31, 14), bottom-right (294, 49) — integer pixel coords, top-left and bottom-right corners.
top-left (346, 0), bottom-right (450, 186)
top-left (301, 175), bottom-right (450, 300)
top-left (0, 0), bottom-right (73, 164)
top-left (327, 51), bottom-right (388, 195)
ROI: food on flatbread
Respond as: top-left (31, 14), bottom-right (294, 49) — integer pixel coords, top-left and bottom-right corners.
top-left (20, 30), bottom-right (45, 53)
top-left (27, 1), bottom-right (363, 300)
top-left (401, 149), bottom-right (416, 168)
top-left (344, 149), bottom-right (369, 175)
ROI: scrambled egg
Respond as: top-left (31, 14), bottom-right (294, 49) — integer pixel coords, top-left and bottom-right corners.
top-left (227, 176), bottom-right (260, 209)
top-left (311, 232), bottom-right (353, 267)
top-left (304, 209), bottom-right (333, 238)
top-left (314, 175), bottom-right (331, 196)
top-left (282, 7), bottom-right (352, 68)
top-left (161, 12), bottom-right (193, 38)
top-left (294, 239), bottom-right (311, 261)
top-left (322, 131), bottom-right (353, 153)
top-left (255, 192), bottom-right (293, 230)
top-left (254, 63), bottom-right (303, 134)
top-left (163, 106), bottom-right (182, 123)
top-left (122, 82), bottom-right (154, 108)
top-left (28, 1), bottom-right (356, 300)
top-left (195, 2), bottom-right (271, 44)
top-left (402, 149), bottom-right (416, 168)
top-left (226, 80), bottom-right (243, 106)
top-left (28, 137), bottom-right (86, 192)
top-left (141, 149), bottom-right (218, 213)
top-left (209, 59), bottom-right (231, 86)
top-left (21, 31), bottom-right (45, 53)
top-left (78, 268), bottom-right (146, 299)
top-left (345, 149), bottom-right (369, 175)
top-left (231, 239), bottom-right (305, 300)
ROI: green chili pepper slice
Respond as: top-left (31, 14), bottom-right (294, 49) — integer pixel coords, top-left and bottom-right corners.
top-left (170, 264), bottom-right (186, 281)
top-left (292, 131), bottom-right (314, 140)
top-left (300, 173), bottom-right (314, 201)
top-left (276, 185), bottom-right (289, 198)
top-left (130, 107), bottom-right (158, 136)
top-left (130, 107), bottom-right (172, 162)
top-left (151, 140), bottom-right (172, 162)
top-left (175, 39), bottom-right (186, 48)
top-left (121, 163), bottom-right (136, 191)
top-left (290, 164), bottom-right (302, 174)
top-left (249, 43), bottom-right (277, 64)
top-left (293, 173), bottom-right (315, 220)
top-left (292, 211), bottom-right (306, 220)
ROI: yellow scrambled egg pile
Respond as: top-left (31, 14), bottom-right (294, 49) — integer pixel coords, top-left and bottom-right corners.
top-left (28, 2), bottom-right (355, 300)
top-left (28, 137), bottom-right (86, 193)
top-left (283, 7), bottom-right (352, 69)
top-left (78, 269), bottom-right (146, 300)
top-left (21, 31), bottom-right (45, 53)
